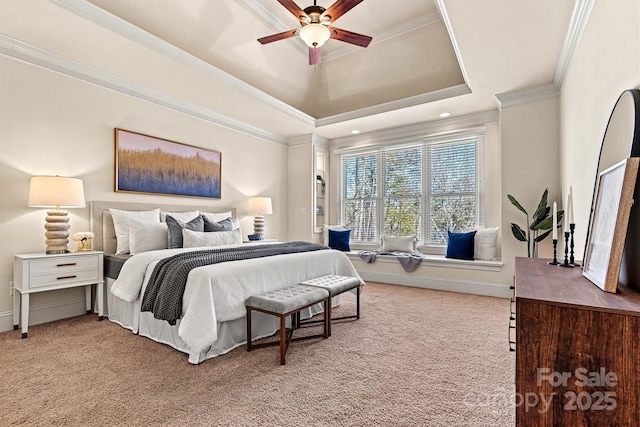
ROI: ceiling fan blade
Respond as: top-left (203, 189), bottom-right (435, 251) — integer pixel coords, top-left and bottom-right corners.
top-left (323, 0), bottom-right (364, 22)
top-left (277, 0), bottom-right (306, 22)
top-left (329, 27), bottom-right (372, 47)
top-left (309, 47), bottom-right (322, 65)
top-left (258, 29), bottom-right (298, 45)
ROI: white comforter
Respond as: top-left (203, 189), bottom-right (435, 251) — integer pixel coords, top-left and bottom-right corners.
top-left (111, 244), bottom-right (362, 362)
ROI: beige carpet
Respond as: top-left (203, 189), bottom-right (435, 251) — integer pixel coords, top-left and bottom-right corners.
top-left (0, 282), bottom-right (515, 426)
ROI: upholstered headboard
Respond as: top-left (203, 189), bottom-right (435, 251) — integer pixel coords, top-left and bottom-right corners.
top-left (90, 200), bottom-right (236, 254)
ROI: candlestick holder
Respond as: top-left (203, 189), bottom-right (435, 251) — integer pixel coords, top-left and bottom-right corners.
top-left (569, 223), bottom-right (578, 266)
top-left (559, 231), bottom-right (574, 267)
top-left (548, 238), bottom-right (559, 265)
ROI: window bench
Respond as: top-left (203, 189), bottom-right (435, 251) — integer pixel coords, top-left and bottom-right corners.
top-left (344, 251), bottom-right (510, 298)
top-left (344, 251), bottom-right (503, 272)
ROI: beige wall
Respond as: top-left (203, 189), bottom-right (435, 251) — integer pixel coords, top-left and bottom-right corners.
top-left (560, 1), bottom-right (640, 259)
top-left (500, 97), bottom-right (560, 280)
top-left (287, 143), bottom-right (315, 242)
top-left (0, 56), bottom-right (288, 330)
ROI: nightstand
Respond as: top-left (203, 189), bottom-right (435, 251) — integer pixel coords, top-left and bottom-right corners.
top-left (13, 251), bottom-right (104, 338)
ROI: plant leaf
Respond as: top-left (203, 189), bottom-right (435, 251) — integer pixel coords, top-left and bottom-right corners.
top-left (508, 195), bottom-right (528, 215)
top-left (511, 223), bottom-right (528, 242)
top-left (532, 189), bottom-right (549, 222)
top-left (534, 229), bottom-right (553, 242)
top-left (532, 215), bottom-right (554, 230)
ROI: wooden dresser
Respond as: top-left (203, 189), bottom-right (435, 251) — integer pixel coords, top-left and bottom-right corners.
top-left (514, 257), bottom-right (640, 425)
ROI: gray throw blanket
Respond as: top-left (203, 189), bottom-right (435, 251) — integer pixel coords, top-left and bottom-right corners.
top-left (142, 241), bottom-right (329, 325)
top-left (359, 251), bottom-right (424, 273)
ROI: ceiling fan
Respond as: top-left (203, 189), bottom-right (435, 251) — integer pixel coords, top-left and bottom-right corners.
top-left (258, 0), bottom-right (372, 65)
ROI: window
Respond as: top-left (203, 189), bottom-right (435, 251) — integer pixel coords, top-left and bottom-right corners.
top-left (339, 132), bottom-right (483, 249)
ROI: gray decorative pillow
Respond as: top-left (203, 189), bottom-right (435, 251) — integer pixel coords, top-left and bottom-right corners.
top-left (166, 215), bottom-right (204, 248)
top-left (203, 216), bottom-right (233, 232)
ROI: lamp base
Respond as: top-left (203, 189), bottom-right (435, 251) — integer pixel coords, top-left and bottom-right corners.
top-left (44, 208), bottom-right (70, 254)
top-left (253, 215), bottom-right (265, 237)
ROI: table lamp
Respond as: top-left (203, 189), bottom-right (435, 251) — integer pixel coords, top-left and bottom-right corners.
top-left (28, 176), bottom-right (86, 254)
top-left (247, 197), bottom-right (273, 240)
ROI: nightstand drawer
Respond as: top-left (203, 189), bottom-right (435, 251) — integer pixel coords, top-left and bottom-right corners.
top-left (30, 255), bottom-right (98, 275)
top-left (29, 268), bottom-right (100, 288)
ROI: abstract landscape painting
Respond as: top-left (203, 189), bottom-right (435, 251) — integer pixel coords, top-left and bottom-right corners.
top-left (115, 129), bottom-right (221, 199)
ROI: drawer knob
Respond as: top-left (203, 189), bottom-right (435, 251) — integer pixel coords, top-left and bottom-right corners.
top-left (57, 275), bottom-right (77, 280)
top-left (56, 263), bottom-right (77, 267)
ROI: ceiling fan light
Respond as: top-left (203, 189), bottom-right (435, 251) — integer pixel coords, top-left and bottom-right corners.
top-left (299, 24), bottom-right (330, 48)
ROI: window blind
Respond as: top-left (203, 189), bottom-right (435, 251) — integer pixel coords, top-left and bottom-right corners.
top-left (339, 132), bottom-right (483, 248)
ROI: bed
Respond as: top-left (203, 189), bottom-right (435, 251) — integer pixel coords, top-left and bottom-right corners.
top-left (90, 201), bottom-right (363, 364)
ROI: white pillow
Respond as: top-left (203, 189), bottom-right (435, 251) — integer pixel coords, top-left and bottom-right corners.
top-left (380, 235), bottom-right (417, 253)
top-left (182, 228), bottom-right (242, 248)
top-left (160, 210), bottom-right (199, 222)
top-left (201, 211), bottom-right (233, 223)
top-left (129, 220), bottom-right (168, 254)
top-left (472, 227), bottom-right (499, 260)
top-left (109, 208), bottom-right (161, 254)
top-left (323, 224), bottom-right (348, 246)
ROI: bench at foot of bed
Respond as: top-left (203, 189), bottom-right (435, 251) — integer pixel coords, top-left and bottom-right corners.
top-left (245, 284), bottom-right (330, 365)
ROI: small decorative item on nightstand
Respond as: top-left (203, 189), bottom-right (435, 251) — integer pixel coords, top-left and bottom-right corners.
top-left (73, 231), bottom-right (94, 251)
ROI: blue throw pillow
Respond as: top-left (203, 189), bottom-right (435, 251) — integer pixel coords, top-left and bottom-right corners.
top-left (328, 229), bottom-right (351, 251)
top-left (446, 230), bottom-right (476, 260)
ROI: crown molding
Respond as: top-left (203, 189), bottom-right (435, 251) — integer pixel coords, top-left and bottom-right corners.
top-left (553, 0), bottom-right (596, 89)
top-left (0, 33), bottom-right (288, 145)
top-left (317, 84), bottom-right (471, 127)
top-left (495, 83), bottom-right (559, 109)
top-left (434, 0), bottom-right (471, 91)
top-left (49, 0), bottom-right (316, 126)
top-left (331, 109), bottom-right (498, 150)
top-left (288, 133), bottom-right (330, 147)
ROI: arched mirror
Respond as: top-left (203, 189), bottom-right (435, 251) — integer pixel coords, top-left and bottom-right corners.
top-left (585, 89), bottom-right (640, 289)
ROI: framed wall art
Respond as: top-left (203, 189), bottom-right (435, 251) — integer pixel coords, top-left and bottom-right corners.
top-left (115, 128), bottom-right (221, 199)
top-left (583, 157), bottom-right (639, 292)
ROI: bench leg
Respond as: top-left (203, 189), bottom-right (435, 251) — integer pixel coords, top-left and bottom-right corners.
top-left (356, 286), bottom-right (361, 319)
top-left (324, 298), bottom-right (330, 338)
top-left (326, 296), bottom-right (333, 337)
top-left (280, 315), bottom-right (286, 365)
top-left (246, 307), bottom-right (252, 352)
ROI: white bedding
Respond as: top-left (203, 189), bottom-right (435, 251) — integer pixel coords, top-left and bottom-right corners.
top-left (110, 243), bottom-right (363, 363)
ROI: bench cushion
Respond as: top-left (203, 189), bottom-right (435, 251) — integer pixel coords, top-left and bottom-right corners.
top-left (300, 275), bottom-right (362, 296)
top-left (245, 284), bottom-right (329, 315)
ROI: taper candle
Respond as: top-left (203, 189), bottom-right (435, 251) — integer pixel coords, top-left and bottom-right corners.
top-left (552, 201), bottom-right (557, 240)
top-left (569, 186), bottom-right (574, 224)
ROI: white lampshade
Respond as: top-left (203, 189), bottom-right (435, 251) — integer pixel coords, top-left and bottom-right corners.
top-left (28, 176), bottom-right (86, 208)
top-left (299, 24), bottom-right (331, 48)
top-left (28, 176), bottom-right (85, 254)
top-left (248, 197), bottom-right (273, 215)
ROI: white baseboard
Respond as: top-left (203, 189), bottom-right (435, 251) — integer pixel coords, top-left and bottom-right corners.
top-left (0, 299), bottom-right (88, 333)
top-left (359, 271), bottom-right (512, 298)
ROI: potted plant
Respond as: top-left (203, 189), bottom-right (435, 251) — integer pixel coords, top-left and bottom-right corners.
top-left (508, 188), bottom-right (563, 257)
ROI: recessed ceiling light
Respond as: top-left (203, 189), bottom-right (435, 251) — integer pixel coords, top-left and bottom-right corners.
top-left (351, 130), bottom-right (360, 134)
top-left (439, 112), bottom-right (451, 118)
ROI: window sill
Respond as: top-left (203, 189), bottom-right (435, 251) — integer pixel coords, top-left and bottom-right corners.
top-left (345, 251), bottom-right (503, 272)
